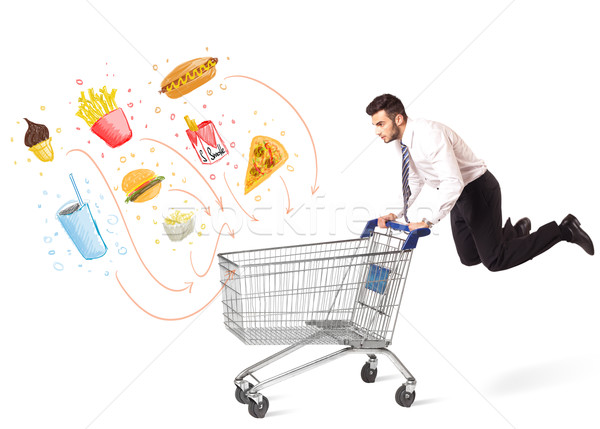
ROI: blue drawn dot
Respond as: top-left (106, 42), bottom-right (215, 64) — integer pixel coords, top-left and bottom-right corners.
top-left (53, 262), bottom-right (64, 271)
top-left (87, 189), bottom-right (91, 194)
top-left (85, 178), bottom-right (90, 184)
top-left (48, 250), bottom-right (55, 255)
top-left (104, 271), bottom-right (109, 276)
top-left (107, 215), bottom-right (119, 225)
top-left (78, 264), bottom-right (83, 268)
top-left (38, 204), bottom-right (42, 208)
top-left (45, 219), bottom-right (48, 223)
top-left (115, 242), bottom-right (119, 247)
top-left (43, 190), bottom-right (48, 196)
top-left (54, 232), bottom-right (58, 236)
top-left (43, 236), bottom-right (52, 243)
top-left (99, 194), bottom-right (104, 200)
top-left (57, 194), bottom-right (61, 198)
top-left (95, 203), bottom-right (99, 208)
top-left (118, 247), bottom-right (127, 255)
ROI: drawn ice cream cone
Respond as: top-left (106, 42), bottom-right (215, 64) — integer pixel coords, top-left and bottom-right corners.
top-left (24, 118), bottom-right (54, 162)
top-left (29, 137), bottom-right (54, 162)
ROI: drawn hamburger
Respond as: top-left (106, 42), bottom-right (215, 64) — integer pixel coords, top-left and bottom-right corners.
top-left (122, 169), bottom-right (165, 203)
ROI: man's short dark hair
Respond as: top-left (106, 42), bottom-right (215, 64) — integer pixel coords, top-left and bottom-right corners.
top-left (366, 94), bottom-right (407, 122)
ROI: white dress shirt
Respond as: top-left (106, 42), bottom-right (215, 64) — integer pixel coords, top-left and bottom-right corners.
top-left (396, 118), bottom-right (487, 225)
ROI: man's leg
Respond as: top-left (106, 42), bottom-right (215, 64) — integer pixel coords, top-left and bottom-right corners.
top-left (450, 200), bottom-right (482, 266)
top-left (462, 171), bottom-right (563, 272)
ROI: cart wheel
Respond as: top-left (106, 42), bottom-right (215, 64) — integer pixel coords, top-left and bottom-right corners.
top-left (395, 384), bottom-right (416, 407)
top-left (360, 362), bottom-right (378, 383)
top-left (234, 383), bottom-right (254, 404)
top-left (248, 396), bottom-right (269, 419)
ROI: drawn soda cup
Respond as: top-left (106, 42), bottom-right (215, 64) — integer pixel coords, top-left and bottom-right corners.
top-left (56, 174), bottom-right (107, 260)
top-left (90, 107), bottom-right (132, 148)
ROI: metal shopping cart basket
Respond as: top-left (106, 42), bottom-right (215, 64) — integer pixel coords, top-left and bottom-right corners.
top-left (218, 219), bottom-right (430, 418)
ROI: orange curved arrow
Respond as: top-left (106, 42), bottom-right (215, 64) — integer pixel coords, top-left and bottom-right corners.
top-left (224, 75), bottom-right (320, 195)
top-left (141, 137), bottom-right (224, 211)
top-left (67, 148), bottom-right (191, 293)
top-left (115, 269), bottom-right (236, 321)
top-left (280, 176), bottom-right (293, 214)
top-left (223, 172), bottom-right (258, 221)
top-left (169, 188), bottom-right (211, 216)
top-left (190, 222), bottom-right (235, 278)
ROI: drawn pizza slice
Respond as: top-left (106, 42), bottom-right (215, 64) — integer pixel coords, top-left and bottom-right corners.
top-left (244, 135), bottom-right (289, 194)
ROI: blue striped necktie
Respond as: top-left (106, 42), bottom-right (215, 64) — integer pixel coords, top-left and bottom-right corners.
top-left (401, 142), bottom-right (411, 223)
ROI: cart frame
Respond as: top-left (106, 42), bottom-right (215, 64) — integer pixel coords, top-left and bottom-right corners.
top-left (218, 219), bottom-right (430, 418)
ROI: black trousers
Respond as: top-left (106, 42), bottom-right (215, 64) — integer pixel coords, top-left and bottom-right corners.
top-left (450, 170), bottom-right (563, 271)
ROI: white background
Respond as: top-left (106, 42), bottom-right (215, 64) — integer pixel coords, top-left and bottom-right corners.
top-left (1, 1), bottom-right (599, 428)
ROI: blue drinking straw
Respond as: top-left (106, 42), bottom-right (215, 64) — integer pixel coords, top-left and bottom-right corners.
top-left (69, 173), bottom-right (84, 207)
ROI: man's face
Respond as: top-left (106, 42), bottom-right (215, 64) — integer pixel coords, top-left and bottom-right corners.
top-left (372, 110), bottom-right (401, 143)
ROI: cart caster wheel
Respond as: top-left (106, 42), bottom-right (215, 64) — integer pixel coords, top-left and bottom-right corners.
top-left (360, 362), bottom-right (378, 383)
top-left (395, 384), bottom-right (416, 407)
top-left (248, 396), bottom-right (269, 419)
top-left (234, 383), bottom-right (254, 404)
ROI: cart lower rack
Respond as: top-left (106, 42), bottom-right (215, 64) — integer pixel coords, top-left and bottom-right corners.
top-left (218, 219), bottom-right (430, 418)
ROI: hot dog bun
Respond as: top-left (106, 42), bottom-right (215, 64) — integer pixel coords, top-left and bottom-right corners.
top-left (160, 57), bottom-right (218, 99)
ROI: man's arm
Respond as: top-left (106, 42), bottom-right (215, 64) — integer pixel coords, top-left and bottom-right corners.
top-left (426, 128), bottom-right (464, 225)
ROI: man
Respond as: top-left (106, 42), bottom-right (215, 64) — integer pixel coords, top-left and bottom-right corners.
top-left (367, 93), bottom-right (594, 271)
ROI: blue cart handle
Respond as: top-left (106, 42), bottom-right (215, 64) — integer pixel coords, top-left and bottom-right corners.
top-left (360, 219), bottom-right (430, 250)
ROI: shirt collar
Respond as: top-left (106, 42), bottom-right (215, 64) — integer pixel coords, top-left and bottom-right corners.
top-left (399, 117), bottom-right (414, 148)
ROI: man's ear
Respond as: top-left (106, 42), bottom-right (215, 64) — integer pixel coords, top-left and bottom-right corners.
top-left (395, 114), bottom-right (404, 127)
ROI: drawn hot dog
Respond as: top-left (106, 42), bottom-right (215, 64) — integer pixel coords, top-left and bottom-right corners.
top-left (159, 57), bottom-right (218, 99)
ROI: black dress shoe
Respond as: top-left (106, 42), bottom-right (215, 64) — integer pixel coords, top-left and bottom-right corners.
top-left (514, 217), bottom-right (531, 237)
top-left (560, 214), bottom-right (595, 255)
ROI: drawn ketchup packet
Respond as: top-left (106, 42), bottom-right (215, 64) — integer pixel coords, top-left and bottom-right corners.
top-left (91, 107), bottom-right (132, 148)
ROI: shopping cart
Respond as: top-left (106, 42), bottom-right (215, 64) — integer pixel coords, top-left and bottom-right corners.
top-left (218, 219), bottom-right (430, 418)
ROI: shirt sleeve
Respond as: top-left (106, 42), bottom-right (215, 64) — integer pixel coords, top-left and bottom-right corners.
top-left (427, 128), bottom-right (464, 225)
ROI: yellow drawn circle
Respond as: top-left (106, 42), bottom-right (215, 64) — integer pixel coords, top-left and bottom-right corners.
top-left (136, 215), bottom-right (141, 220)
top-left (113, 186), bottom-right (119, 191)
top-left (153, 219), bottom-right (157, 224)
top-left (255, 195), bottom-right (262, 202)
top-left (155, 107), bottom-right (161, 113)
top-left (150, 147), bottom-right (155, 152)
top-left (201, 224), bottom-right (206, 230)
top-left (207, 90), bottom-right (213, 96)
top-left (182, 177), bottom-right (187, 183)
top-left (155, 239), bottom-right (160, 244)
top-left (287, 165), bottom-right (295, 172)
top-left (130, 153), bottom-right (136, 158)
top-left (197, 232), bottom-right (202, 237)
top-left (56, 128), bottom-right (62, 133)
top-left (253, 111), bottom-right (258, 115)
top-left (152, 206), bottom-right (157, 210)
top-left (153, 64), bottom-right (158, 70)
top-left (40, 106), bottom-right (45, 111)
top-left (220, 83), bottom-right (227, 90)
top-left (120, 156), bottom-right (127, 163)
top-left (281, 131), bottom-right (286, 136)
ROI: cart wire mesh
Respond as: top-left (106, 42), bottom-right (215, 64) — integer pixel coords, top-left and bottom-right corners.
top-left (219, 231), bottom-right (413, 347)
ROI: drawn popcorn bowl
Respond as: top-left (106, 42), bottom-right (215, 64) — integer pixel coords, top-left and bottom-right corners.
top-left (162, 209), bottom-right (196, 241)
